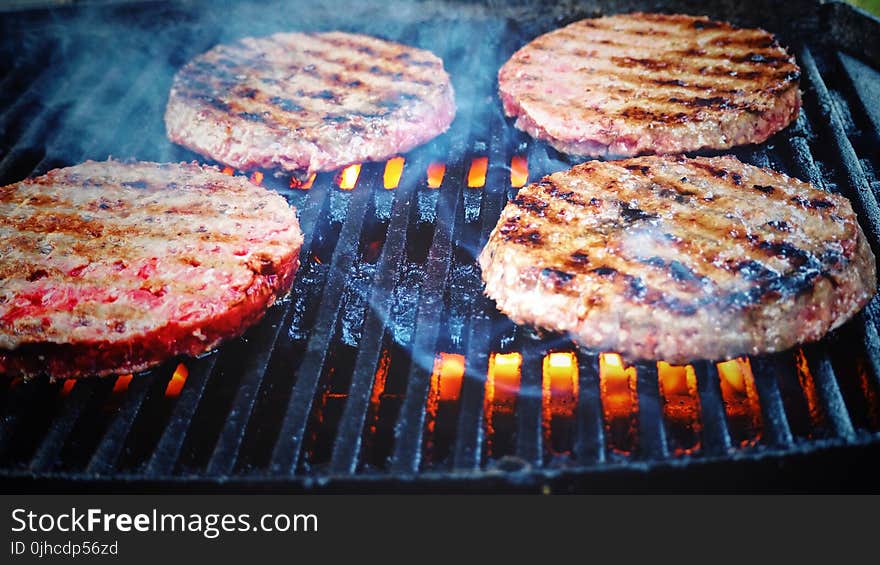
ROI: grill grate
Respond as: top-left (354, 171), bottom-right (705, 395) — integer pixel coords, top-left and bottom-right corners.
top-left (1, 1), bottom-right (880, 491)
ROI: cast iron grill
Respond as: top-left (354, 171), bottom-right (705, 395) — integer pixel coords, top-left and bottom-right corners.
top-left (1, 0), bottom-right (880, 491)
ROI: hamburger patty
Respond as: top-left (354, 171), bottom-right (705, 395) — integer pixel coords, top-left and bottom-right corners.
top-left (479, 155), bottom-right (876, 363)
top-left (498, 13), bottom-right (801, 158)
top-left (165, 31), bottom-right (456, 178)
top-left (0, 160), bottom-right (304, 379)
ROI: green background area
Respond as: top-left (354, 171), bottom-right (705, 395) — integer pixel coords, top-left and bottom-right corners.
top-left (849, 0), bottom-right (880, 16)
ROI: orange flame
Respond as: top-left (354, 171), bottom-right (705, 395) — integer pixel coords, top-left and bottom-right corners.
top-left (484, 352), bottom-right (522, 457)
top-left (112, 374), bottom-right (133, 395)
top-left (290, 173), bottom-right (316, 190)
top-left (164, 363), bottom-right (189, 398)
top-left (383, 156), bottom-right (405, 189)
top-left (717, 357), bottom-right (762, 446)
top-left (485, 352), bottom-right (522, 416)
top-left (424, 353), bottom-right (466, 458)
top-left (337, 164), bottom-right (361, 190)
top-left (794, 348), bottom-right (822, 427)
top-left (426, 162), bottom-right (445, 188)
top-left (657, 362), bottom-right (702, 454)
top-left (249, 171), bottom-right (264, 185)
top-left (543, 352), bottom-right (578, 454)
top-left (467, 156), bottom-right (488, 188)
top-left (543, 352), bottom-right (578, 410)
top-left (599, 353), bottom-right (639, 454)
top-left (432, 353), bottom-right (465, 403)
top-left (60, 379), bottom-right (76, 397)
top-left (510, 155), bottom-right (528, 187)
top-left (366, 348), bottom-right (391, 436)
top-left (221, 166), bottom-right (234, 176)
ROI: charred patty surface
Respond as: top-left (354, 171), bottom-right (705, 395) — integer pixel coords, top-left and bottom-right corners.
top-left (165, 31), bottom-right (456, 178)
top-left (479, 155), bottom-right (876, 363)
top-left (498, 13), bottom-right (801, 158)
top-left (0, 160), bottom-right (304, 379)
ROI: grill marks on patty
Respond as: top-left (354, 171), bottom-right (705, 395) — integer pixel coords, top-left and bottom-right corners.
top-left (0, 161), bottom-right (304, 379)
top-left (166, 31), bottom-right (455, 175)
top-left (174, 33), bottom-right (440, 130)
top-left (495, 156), bottom-right (853, 314)
top-left (479, 156), bottom-right (876, 361)
top-left (498, 13), bottom-right (801, 157)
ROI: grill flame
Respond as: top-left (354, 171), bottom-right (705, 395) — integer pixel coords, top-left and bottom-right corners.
top-left (510, 155), bottom-right (528, 187)
top-left (337, 164), bottom-right (361, 190)
top-left (484, 352), bottom-right (522, 457)
top-left (717, 357), bottom-right (762, 445)
top-left (60, 379), bottom-right (76, 397)
top-left (426, 162), bottom-right (445, 188)
top-left (657, 362), bottom-right (701, 454)
top-left (599, 353), bottom-right (639, 454)
top-left (432, 353), bottom-right (465, 403)
top-left (467, 156), bottom-right (488, 188)
top-left (383, 156), bottom-right (405, 189)
top-left (290, 173), bottom-right (316, 190)
top-left (164, 363), bottom-right (189, 398)
top-left (543, 352), bottom-right (578, 454)
top-left (112, 374), bottom-right (133, 395)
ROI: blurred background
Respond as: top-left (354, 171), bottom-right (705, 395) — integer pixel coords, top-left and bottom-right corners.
top-left (851, 0), bottom-right (880, 16)
top-left (0, 0), bottom-right (879, 15)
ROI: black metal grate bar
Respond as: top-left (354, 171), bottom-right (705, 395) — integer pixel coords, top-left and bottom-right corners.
top-left (573, 353), bottom-right (606, 464)
top-left (636, 363), bottom-right (668, 460)
top-left (515, 339), bottom-right (544, 466)
top-left (269, 180), bottom-right (375, 474)
top-left (328, 166), bottom-right (420, 474)
top-left (205, 302), bottom-right (292, 476)
top-left (144, 355), bottom-right (217, 475)
top-left (803, 346), bottom-right (857, 440)
top-left (800, 47), bottom-right (880, 252)
top-left (860, 304), bottom-right (880, 395)
top-left (694, 362), bottom-right (733, 456)
top-left (388, 167), bottom-right (462, 474)
top-left (836, 51), bottom-right (880, 136)
top-left (86, 374), bottom-right (155, 474)
top-left (28, 381), bottom-right (99, 472)
top-left (749, 356), bottom-right (796, 448)
top-left (452, 314), bottom-right (491, 470)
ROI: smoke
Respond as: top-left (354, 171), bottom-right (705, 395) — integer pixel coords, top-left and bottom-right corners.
top-left (4, 0), bottom-right (586, 396)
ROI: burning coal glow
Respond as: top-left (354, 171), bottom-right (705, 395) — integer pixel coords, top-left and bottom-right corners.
top-left (337, 164), bottom-right (361, 190)
top-left (383, 156), bottom-right (405, 189)
top-left (467, 156), bottom-right (488, 188)
top-left (426, 162), bottom-right (445, 188)
top-left (249, 171), bottom-right (264, 185)
top-left (510, 155), bottom-right (528, 187)
top-left (221, 166), bottom-right (234, 176)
